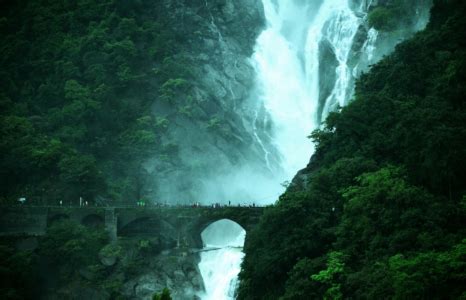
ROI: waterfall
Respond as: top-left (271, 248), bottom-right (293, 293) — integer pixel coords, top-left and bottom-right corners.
top-left (198, 0), bottom-right (431, 298)
top-left (316, 2), bottom-right (361, 117)
top-left (198, 2), bottom-right (373, 299)
top-left (252, 0), bottom-right (373, 180)
top-left (197, 220), bottom-right (246, 300)
top-left (252, 0), bottom-right (317, 181)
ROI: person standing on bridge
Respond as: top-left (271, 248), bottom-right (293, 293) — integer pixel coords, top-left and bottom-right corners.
top-left (18, 197), bottom-right (26, 205)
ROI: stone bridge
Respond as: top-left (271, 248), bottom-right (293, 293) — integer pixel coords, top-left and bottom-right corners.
top-left (0, 206), bottom-right (264, 248)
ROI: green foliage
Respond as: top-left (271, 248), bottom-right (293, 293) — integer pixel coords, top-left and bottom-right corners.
top-left (152, 288), bottom-right (172, 300)
top-left (0, 244), bottom-right (41, 299)
top-left (388, 239), bottom-right (466, 299)
top-left (368, 7), bottom-right (397, 31)
top-left (311, 252), bottom-right (345, 300)
top-left (238, 157), bottom-right (377, 298)
top-left (311, 252), bottom-right (345, 283)
top-left (206, 117), bottom-right (222, 130)
top-left (280, 257), bottom-right (326, 300)
top-left (40, 220), bottom-right (108, 271)
top-left (0, 0), bottom-right (194, 203)
top-left (137, 239), bottom-right (151, 253)
top-left (160, 78), bottom-right (190, 101)
top-left (100, 243), bottom-right (122, 258)
top-left (122, 257), bottom-right (146, 277)
top-left (102, 278), bottom-right (125, 297)
top-left (367, 0), bottom-right (424, 32)
top-left (0, 221), bottom-right (109, 298)
top-left (336, 167), bottom-right (451, 259)
top-left (58, 153), bottom-right (105, 198)
top-left (238, 1), bottom-right (466, 299)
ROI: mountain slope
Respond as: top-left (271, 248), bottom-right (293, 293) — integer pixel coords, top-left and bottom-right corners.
top-left (0, 0), bottom-right (265, 204)
top-left (238, 0), bottom-right (466, 298)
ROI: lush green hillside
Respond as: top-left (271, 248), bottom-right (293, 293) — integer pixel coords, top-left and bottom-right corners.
top-left (238, 0), bottom-right (466, 298)
top-left (0, 0), bottom-right (191, 204)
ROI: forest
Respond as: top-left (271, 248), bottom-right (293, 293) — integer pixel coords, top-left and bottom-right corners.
top-left (0, 0), bottom-right (193, 204)
top-left (0, 0), bottom-right (465, 299)
top-left (237, 0), bottom-right (466, 298)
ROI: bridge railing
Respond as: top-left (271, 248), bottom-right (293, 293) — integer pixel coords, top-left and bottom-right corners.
top-left (0, 204), bottom-right (266, 209)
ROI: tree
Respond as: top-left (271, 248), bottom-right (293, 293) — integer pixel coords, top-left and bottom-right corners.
top-left (388, 239), bottom-right (466, 299)
top-left (368, 7), bottom-right (396, 31)
top-left (311, 252), bottom-right (345, 300)
top-left (40, 220), bottom-right (107, 271)
top-left (152, 288), bottom-right (172, 300)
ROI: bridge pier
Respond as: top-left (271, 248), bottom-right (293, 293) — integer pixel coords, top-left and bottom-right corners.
top-left (105, 208), bottom-right (117, 242)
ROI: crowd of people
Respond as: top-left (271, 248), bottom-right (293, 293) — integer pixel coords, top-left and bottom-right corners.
top-left (9, 197), bottom-right (261, 209)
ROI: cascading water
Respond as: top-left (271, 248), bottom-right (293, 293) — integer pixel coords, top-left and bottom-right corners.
top-left (198, 0), bottom-right (431, 298)
top-left (253, 0), bottom-right (318, 181)
top-left (253, 0), bottom-right (375, 181)
top-left (197, 220), bottom-right (246, 300)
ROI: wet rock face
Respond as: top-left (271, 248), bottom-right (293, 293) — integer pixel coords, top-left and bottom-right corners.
top-left (147, 0), bottom-right (267, 203)
top-left (47, 238), bottom-right (204, 300)
top-left (314, 0), bottom-right (432, 125)
top-left (317, 39), bottom-right (338, 124)
top-left (349, 0), bottom-right (394, 10)
top-left (122, 250), bottom-right (204, 300)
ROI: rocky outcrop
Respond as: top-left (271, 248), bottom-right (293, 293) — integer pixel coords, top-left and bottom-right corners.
top-left (145, 0), bottom-right (268, 204)
top-left (42, 237), bottom-right (204, 300)
top-left (315, 0), bottom-right (432, 124)
top-left (122, 250), bottom-right (204, 300)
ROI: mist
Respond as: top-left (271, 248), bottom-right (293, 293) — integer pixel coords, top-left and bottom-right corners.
top-left (140, 0), bottom-right (434, 210)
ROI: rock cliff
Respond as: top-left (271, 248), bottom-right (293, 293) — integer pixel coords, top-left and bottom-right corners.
top-left (145, 0), bottom-right (268, 204)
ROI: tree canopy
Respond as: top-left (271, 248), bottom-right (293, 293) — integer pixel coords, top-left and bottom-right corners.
top-left (0, 0), bottom-right (194, 204)
top-left (238, 1), bottom-right (466, 298)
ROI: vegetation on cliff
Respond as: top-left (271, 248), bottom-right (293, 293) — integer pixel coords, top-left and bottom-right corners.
top-left (0, 220), bottom-right (108, 298)
top-left (0, 0), bottom-right (195, 204)
top-left (0, 0), bottom-right (265, 205)
top-left (367, 0), bottom-right (426, 32)
top-left (238, 0), bottom-right (466, 298)
top-left (0, 219), bottom-right (182, 299)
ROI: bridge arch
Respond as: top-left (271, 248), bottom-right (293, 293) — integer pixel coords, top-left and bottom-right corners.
top-left (199, 218), bottom-right (246, 247)
top-left (197, 219), bottom-right (246, 295)
top-left (188, 215), bottom-right (254, 249)
top-left (197, 218), bottom-right (247, 240)
top-left (47, 213), bottom-right (70, 226)
top-left (81, 214), bottom-right (104, 228)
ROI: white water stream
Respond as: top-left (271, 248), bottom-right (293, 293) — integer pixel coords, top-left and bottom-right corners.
top-left (252, 0), bottom-right (371, 180)
top-left (197, 220), bottom-right (246, 300)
